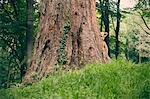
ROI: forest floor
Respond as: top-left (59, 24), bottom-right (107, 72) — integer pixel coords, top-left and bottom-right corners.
top-left (0, 59), bottom-right (150, 99)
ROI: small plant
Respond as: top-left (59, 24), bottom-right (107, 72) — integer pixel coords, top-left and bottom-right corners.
top-left (57, 21), bottom-right (70, 66)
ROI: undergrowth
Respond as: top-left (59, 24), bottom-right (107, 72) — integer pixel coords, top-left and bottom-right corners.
top-left (0, 59), bottom-right (150, 99)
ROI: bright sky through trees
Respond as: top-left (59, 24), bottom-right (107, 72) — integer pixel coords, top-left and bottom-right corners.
top-left (120, 0), bottom-right (137, 9)
top-left (95, 0), bottom-right (137, 9)
top-left (36, 0), bottom-right (137, 9)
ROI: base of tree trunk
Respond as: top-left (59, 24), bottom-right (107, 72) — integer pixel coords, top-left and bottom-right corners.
top-left (23, 0), bottom-right (111, 84)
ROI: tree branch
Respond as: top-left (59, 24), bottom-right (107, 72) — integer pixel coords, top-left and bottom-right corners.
top-left (134, 22), bottom-right (150, 35)
top-left (139, 12), bottom-right (150, 30)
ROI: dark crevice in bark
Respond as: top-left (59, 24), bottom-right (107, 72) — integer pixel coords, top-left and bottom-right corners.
top-left (41, 39), bottom-right (51, 54)
top-left (77, 24), bottom-right (82, 66)
top-left (70, 31), bottom-right (77, 66)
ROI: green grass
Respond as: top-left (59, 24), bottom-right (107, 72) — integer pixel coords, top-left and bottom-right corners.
top-left (0, 60), bottom-right (150, 99)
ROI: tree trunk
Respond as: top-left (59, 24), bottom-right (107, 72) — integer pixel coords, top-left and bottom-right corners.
top-left (115, 0), bottom-right (121, 59)
top-left (125, 37), bottom-right (129, 60)
top-left (99, 0), bottom-right (103, 32)
top-left (26, 0), bottom-right (33, 65)
top-left (23, 0), bottom-right (110, 84)
top-left (24, 0), bottom-right (33, 81)
top-left (103, 0), bottom-right (110, 57)
top-left (66, 0), bottom-right (108, 67)
top-left (100, 15), bottom-right (103, 32)
top-left (139, 52), bottom-right (142, 63)
top-left (99, 0), bottom-right (110, 57)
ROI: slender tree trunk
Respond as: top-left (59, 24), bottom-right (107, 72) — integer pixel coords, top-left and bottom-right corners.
top-left (23, 0), bottom-right (110, 84)
top-left (26, 0), bottom-right (33, 65)
top-left (125, 37), bottom-right (129, 60)
top-left (139, 53), bottom-right (142, 63)
top-left (25, 0), bottom-right (33, 82)
top-left (103, 0), bottom-right (110, 57)
top-left (99, 0), bottom-right (103, 32)
top-left (125, 24), bottom-right (129, 61)
top-left (99, 0), bottom-right (110, 56)
top-left (100, 13), bottom-right (103, 32)
top-left (115, 0), bottom-right (121, 59)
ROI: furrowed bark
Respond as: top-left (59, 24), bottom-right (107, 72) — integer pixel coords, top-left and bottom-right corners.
top-left (23, 0), bottom-right (110, 84)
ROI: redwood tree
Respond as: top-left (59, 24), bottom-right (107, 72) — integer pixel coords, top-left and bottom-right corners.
top-left (23, 0), bottom-right (110, 83)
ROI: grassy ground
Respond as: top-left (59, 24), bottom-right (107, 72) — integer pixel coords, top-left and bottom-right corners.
top-left (0, 60), bottom-right (150, 99)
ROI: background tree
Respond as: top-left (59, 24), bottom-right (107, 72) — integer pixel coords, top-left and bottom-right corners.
top-left (0, 0), bottom-right (38, 87)
top-left (97, 0), bottom-right (110, 56)
top-left (115, 0), bottom-right (121, 59)
top-left (103, 0), bottom-right (110, 57)
top-left (0, 0), bottom-right (27, 87)
top-left (26, 0), bottom-right (33, 67)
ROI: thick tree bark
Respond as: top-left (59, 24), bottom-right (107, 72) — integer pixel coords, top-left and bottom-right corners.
top-left (66, 0), bottom-right (106, 67)
top-left (23, 0), bottom-right (110, 84)
top-left (23, 0), bottom-right (69, 83)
